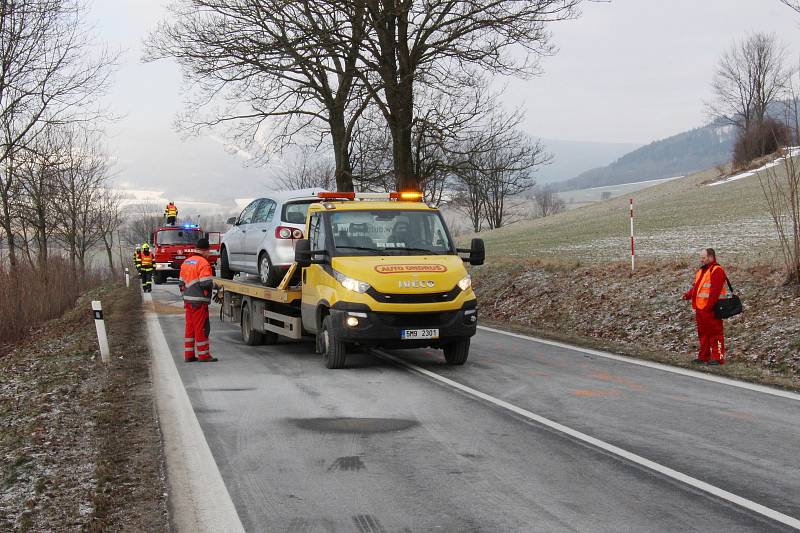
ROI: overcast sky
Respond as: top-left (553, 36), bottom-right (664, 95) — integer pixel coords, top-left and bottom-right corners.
top-left (91, 0), bottom-right (800, 199)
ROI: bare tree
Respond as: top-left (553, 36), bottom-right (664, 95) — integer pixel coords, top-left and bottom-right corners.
top-left (147, 0), bottom-right (371, 192)
top-left (760, 147), bottom-right (800, 288)
top-left (452, 109), bottom-right (550, 230)
top-left (349, 0), bottom-right (579, 191)
top-left (533, 185), bottom-right (566, 217)
top-left (0, 0), bottom-right (116, 271)
top-left (122, 202), bottom-right (163, 247)
top-left (276, 154), bottom-right (336, 191)
top-left (51, 128), bottom-right (109, 281)
top-left (96, 188), bottom-right (123, 277)
top-left (780, 0), bottom-right (800, 13)
top-left (709, 33), bottom-right (791, 135)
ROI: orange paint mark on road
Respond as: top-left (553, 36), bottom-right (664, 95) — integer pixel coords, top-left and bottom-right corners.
top-left (590, 371), bottom-right (646, 391)
top-left (153, 301), bottom-right (183, 315)
top-left (669, 395), bottom-right (692, 402)
top-left (572, 389), bottom-right (621, 398)
top-left (720, 410), bottom-right (756, 421)
top-left (527, 370), bottom-right (551, 377)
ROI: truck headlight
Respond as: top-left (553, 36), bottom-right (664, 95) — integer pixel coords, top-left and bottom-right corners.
top-left (334, 270), bottom-right (371, 293)
top-left (457, 275), bottom-right (472, 291)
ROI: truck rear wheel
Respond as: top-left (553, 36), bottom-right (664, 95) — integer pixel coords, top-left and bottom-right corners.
top-left (241, 303), bottom-right (264, 346)
top-left (443, 339), bottom-right (470, 365)
top-left (321, 315), bottom-right (347, 369)
top-left (219, 247), bottom-right (234, 280)
top-left (153, 272), bottom-right (166, 285)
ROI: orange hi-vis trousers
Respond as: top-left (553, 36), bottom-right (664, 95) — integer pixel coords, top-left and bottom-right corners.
top-left (184, 303), bottom-right (212, 361)
top-left (695, 309), bottom-right (725, 363)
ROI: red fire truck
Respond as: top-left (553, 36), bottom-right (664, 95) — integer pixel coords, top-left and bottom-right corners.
top-left (150, 224), bottom-right (221, 285)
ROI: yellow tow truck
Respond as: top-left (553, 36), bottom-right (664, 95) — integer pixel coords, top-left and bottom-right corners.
top-left (214, 192), bottom-right (485, 368)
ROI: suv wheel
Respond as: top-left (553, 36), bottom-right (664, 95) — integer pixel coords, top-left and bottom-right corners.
top-left (219, 247), bottom-right (234, 280)
top-left (258, 252), bottom-right (282, 287)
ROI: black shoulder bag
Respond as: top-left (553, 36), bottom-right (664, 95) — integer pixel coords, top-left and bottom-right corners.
top-left (714, 277), bottom-right (743, 319)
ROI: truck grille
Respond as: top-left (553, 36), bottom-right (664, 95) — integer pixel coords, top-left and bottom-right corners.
top-left (366, 286), bottom-right (461, 304)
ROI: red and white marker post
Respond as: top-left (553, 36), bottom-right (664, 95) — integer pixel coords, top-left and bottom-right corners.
top-left (629, 198), bottom-right (635, 273)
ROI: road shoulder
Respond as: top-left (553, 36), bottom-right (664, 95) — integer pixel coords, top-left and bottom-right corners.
top-left (145, 293), bottom-right (245, 533)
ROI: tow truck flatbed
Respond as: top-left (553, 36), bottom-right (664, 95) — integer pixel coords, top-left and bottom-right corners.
top-left (214, 264), bottom-right (303, 343)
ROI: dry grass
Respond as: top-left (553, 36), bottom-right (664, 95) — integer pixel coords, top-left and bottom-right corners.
top-left (472, 258), bottom-right (800, 389)
top-left (0, 259), bottom-right (110, 348)
top-left (0, 282), bottom-right (168, 531)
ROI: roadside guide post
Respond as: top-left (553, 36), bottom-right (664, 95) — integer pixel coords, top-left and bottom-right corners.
top-left (630, 198), bottom-right (635, 273)
top-left (91, 301), bottom-right (111, 363)
top-left (125, 267), bottom-right (130, 288)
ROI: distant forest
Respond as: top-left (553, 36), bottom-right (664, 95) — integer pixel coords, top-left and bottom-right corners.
top-left (556, 122), bottom-right (736, 191)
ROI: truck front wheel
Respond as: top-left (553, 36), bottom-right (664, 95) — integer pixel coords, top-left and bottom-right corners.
top-left (321, 315), bottom-right (347, 369)
top-left (443, 339), bottom-right (470, 365)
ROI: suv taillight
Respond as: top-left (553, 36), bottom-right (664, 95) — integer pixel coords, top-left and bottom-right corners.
top-left (275, 226), bottom-right (303, 239)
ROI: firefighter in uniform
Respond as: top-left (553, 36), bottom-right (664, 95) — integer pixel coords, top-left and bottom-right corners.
top-left (133, 245), bottom-right (142, 275)
top-left (139, 243), bottom-right (155, 293)
top-left (165, 201), bottom-right (178, 225)
top-left (683, 248), bottom-right (728, 365)
top-left (179, 238), bottom-right (217, 362)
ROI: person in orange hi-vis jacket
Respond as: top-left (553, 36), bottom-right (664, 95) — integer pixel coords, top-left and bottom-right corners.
top-left (179, 237), bottom-right (217, 362)
top-left (683, 248), bottom-right (728, 365)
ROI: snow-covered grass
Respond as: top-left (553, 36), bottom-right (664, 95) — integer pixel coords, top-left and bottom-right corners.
top-left (708, 147), bottom-right (800, 187)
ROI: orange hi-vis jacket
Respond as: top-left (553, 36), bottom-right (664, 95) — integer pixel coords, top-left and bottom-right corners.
top-left (179, 253), bottom-right (213, 305)
top-left (688, 263), bottom-right (728, 311)
top-left (139, 251), bottom-right (154, 271)
top-left (165, 203), bottom-right (178, 217)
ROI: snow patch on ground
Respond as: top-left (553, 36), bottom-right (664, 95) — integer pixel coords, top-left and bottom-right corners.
top-left (709, 147), bottom-right (800, 187)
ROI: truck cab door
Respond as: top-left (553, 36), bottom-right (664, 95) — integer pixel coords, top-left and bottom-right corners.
top-left (301, 213), bottom-right (328, 333)
top-left (206, 231), bottom-right (222, 265)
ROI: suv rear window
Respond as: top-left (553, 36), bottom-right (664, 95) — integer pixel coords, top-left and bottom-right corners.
top-left (281, 200), bottom-right (315, 225)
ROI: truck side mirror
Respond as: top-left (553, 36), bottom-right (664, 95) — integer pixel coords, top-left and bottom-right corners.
top-left (295, 239), bottom-right (312, 267)
top-left (469, 238), bottom-right (485, 266)
top-left (226, 216), bottom-right (237, 225)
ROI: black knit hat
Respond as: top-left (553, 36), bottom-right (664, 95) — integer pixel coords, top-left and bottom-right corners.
top-left (196, 237), bottom-right (210, 250)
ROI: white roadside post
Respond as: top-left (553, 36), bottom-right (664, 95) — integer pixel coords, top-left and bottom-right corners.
top-left (630, 198), bottom-right (635, 273)
top-left (92, 301), bottom-right (111, 363)
top-left (125, 267), bottom-right (130, 288)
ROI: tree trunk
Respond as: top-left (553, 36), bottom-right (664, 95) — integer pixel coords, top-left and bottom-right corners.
top-left (330, 112), bottom-right (354, 192)
top-left (105, 242), bottom-right (116, 278)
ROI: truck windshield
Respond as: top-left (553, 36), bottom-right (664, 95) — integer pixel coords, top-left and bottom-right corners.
top-left (156, 229), bottom-right (202, 245)
top-left (329, 210), bottom-right (453, 256)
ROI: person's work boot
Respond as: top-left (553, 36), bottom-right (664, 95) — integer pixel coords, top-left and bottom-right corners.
top-left (707, 360), bottom-right (722, 366)
top-left (185, 357), bottom-right (197, 363)
top-left (198, 356), bottom-right (218, 362)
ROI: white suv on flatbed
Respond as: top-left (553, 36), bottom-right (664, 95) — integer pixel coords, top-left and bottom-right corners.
top-left (219, 189), bottom-right (327, 286)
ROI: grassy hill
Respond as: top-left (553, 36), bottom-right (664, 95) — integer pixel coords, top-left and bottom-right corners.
top-left (476, 162), bottom-right (781, 265)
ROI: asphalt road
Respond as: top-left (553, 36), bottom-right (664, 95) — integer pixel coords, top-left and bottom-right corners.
top-left (150, 283), bottom-right (800, 532)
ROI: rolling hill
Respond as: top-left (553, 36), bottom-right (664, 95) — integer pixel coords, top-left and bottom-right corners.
top-left (556, 122), bottom-right (736, 192)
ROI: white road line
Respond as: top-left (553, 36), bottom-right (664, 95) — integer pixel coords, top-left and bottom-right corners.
top-left (145, 292), bottom-right (246, 533)
top-left (478, 325), bottom-right (800, 402)
top-left (374, 349), bottom-right (800, 530)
